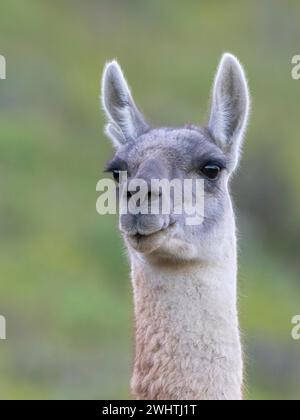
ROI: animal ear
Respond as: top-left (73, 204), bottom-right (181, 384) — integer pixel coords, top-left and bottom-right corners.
top-left (208, 53), bottom-right (250, 170)
top-left (101, 60), bottom-right (150, 147)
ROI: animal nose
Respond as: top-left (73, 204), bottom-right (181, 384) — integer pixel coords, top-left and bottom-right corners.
top-left (125, 158), bottom-right (168, 211)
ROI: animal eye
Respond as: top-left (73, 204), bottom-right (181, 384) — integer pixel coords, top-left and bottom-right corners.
top-left (201, 164), bottom-right (221, 180)
top-left (105, 159), bottom-right (128, 183)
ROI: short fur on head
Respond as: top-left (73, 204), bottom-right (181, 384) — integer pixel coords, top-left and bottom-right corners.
top-left (101, 53), bottom-right (250, 262)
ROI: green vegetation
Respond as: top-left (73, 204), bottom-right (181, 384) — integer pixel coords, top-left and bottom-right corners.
top-left (0, 0), bottom-right (300, 400)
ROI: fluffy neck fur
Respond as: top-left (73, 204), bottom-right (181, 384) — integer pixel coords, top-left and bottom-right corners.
top-left (129, 219), bottom-right (243, 401)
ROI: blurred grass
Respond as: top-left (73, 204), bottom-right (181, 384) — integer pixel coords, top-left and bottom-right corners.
top-left (0, 0), bottom-right (300, 399)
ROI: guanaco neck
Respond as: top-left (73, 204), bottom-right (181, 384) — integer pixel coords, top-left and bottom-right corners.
top-left (129, 237), bottom-right (243, 400)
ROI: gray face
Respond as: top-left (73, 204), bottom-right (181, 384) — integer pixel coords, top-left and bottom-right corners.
top-left (106, 126), bottom-right (230, 257)
top-left (101, 55), bottom-right (250, 261)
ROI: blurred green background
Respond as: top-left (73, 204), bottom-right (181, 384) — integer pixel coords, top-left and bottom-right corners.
top-left (0, 0), bottom-right (300, 400)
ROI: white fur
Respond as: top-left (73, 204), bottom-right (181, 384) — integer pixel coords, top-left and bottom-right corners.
top-left (130, 204), bottom-right (243, 400)
top-left (101, 60), bottom-right (149, 145)
top-left (104, 123), bottom-right (126, 149)
top-left (209, 53), bottom-right (250, 170)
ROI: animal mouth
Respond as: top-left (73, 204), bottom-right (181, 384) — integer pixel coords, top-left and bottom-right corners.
top-left (132, 233), bottom-right (148, 241)
top-left (129, 220), bottom-right (176, 241)
top-left (126, 222), bottom-right (176, 253)
top-left (129, 229), bottom-right (165, 242)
